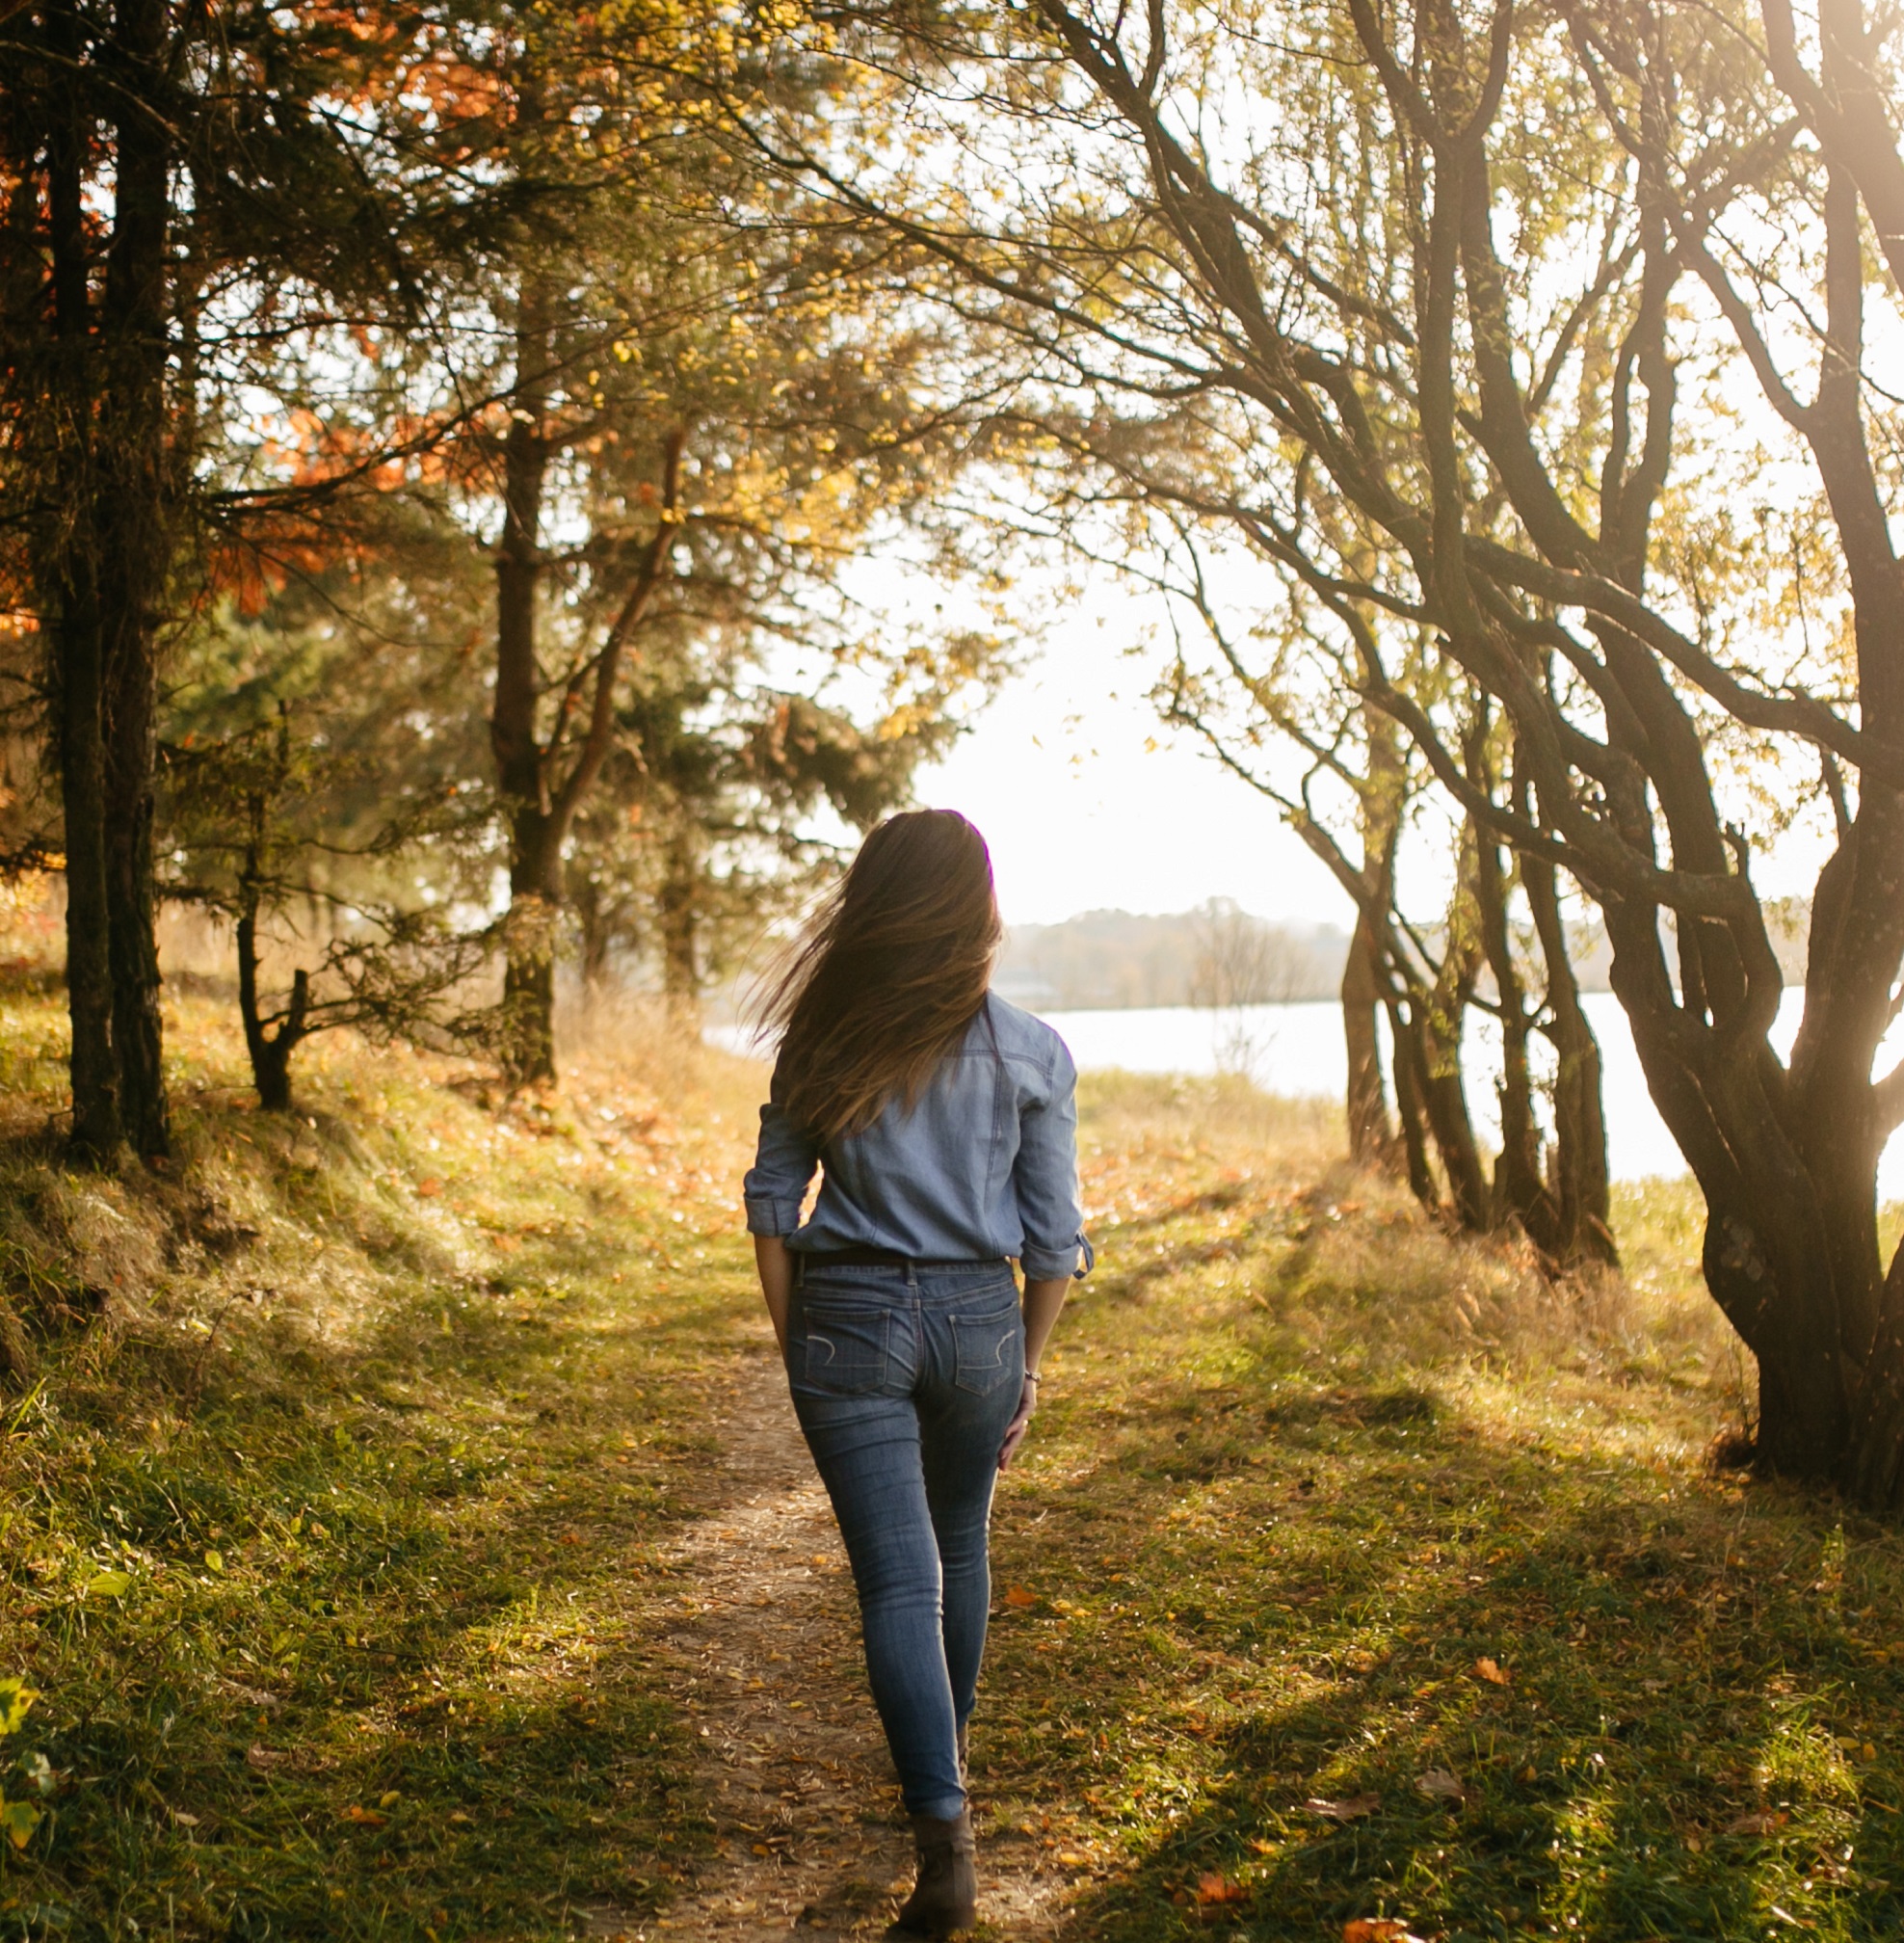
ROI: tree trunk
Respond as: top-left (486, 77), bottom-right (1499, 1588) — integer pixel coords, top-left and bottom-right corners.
top-left (1405, 989), bottom-right (1492, 1233)
top-left (1523, 853), bottom-right (1616, 1268)
top-left (1386, 996), bottom-right (1438, 1211)
top-left (236, 787), bottom-right (307, 1113)
top-left (52, 576), bottom-right (119, 1156)
top-left (41, 1), bottom-right (120, 1157)
top-left (659, 825), bottom-right (701, 1014)
top-left (1341, 911), bottom-right (1392, 1165)
top-left (1415, 860), bottom-right (1492, 1233)
top-left (94, 0), bottom-right (172, 1158)
top-left (490, 269), bottom-right (560, 1086)
top-left (1600, 890), bottom-right (1858, 1481)
top-left (500, 815), bottom-right (563, 1087)
top-left (1471, 814), bottom-right (1557, 1252)
top-left (237, 895), bottom-right (305, 1113)
top-left (575, 874), bottom-right (613, 995)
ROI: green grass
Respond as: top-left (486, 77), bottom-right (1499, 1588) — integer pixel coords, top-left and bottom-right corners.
top-left (0, 989), bottom-right (759, 1940)
top-left (969, 1076), bottom-right (1904, 1941)
top-left (5, 1008), bottom-right (1904, 1941)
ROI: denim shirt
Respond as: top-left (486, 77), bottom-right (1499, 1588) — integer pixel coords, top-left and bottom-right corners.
top-left (743, 993), bottom-right (1094, 1281)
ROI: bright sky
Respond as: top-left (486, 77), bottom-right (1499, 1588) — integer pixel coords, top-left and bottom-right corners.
top-left (909, 604), bottom-right (1346, 930)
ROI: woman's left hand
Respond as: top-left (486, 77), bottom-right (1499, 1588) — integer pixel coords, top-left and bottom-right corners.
top-left (998, 1375), bottom-right (1038, 1471)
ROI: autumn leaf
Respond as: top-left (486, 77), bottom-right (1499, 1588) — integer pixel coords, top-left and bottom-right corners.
top-left (84, 1570), bottom-right (131, 1600)
top-left (1725, 1808), bottom-right (1789, 1836)
top-left (1475, 1656), bottom-right (1511, 1686)
top-left (0, 1680), bottom-right (39, 1738)
top-left (1415, 1767), bottom-right (1466, 1804)
top-left (1196, 1873), bottom-right (1248, 1905)
top-left (417, 1178), bottom-right (442, 1197)
top-left (1343, 1921), bottom-right (1428, 1943)
top-left (1, 1798), bottom-right (43, 1850)
top-left (1004, 1585), bottom-right (1037, 1609)
top-left (341, 1803), bottom-right (389, 1826)
top-left (1305, 1793), bottom-right (1381, 1822)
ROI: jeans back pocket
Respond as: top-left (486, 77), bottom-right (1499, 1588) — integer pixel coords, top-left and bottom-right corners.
top-left (951, 1302), bottom-right (1022, 1397)
top-left (799, 1298), bottom-right (892, 1396)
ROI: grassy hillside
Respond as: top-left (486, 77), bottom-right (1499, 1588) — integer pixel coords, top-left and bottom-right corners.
top-left (0, 988), bottom-right (763, 1940)
top-left (2, 988), bottom-right (1901, 1941)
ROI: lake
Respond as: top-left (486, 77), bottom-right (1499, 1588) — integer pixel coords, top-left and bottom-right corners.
top-left (1037, 992), bottom-right (1904, 1197)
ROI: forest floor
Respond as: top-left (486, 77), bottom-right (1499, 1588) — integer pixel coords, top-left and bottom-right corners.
top-left (3, 985), bottom-right (1904, 1941)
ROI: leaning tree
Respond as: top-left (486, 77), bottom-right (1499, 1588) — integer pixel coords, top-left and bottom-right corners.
top-left (754, 0), bottom-right (1904, 1499)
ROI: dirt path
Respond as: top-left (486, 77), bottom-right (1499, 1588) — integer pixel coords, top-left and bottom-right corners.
top-left (627, 1337), bottom-right (1071, 1942)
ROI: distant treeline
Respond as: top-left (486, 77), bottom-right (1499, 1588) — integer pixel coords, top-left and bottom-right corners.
top-left (993, 898), bottom-right (1816, 1013)
top-left (994, 905), bottom-right (1351, 1010)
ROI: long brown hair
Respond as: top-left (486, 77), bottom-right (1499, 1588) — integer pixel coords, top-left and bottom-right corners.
top-left (760, 810), bottom-right (1002, 1144)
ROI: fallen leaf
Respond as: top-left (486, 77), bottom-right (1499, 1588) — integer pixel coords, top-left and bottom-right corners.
top-left (1196, 1873), bottom-right (1248, 1904)
top-left (1305, 1793), bottom-right (1381, 1822)
top-left (2, 1800), bottom-right (43, 1850)
top-left (378, 1790), bottom-right (401, 1809)
top-left (1475, 1656), bottom-right (1511, 1686)
top-left (84, 1570), bottom-right (131, 1600)
top-left (1004, 1585), bottom-right (1037, 1609)
top-left (1518, 1764), bottom-right (1538, 1784)
top-left (1343, 1922), bottom-right (1428, 1943)
top-left (0, 1680), bottom-right (40, 1736)
top-left (448, 1809), bottom-right (473, 1825)
top-left (1725, 1808), bottom-right (1789, 1836)
top-left (1415, 1767), bottom-right (1466, 1804)
top-left (169, 1808), bottom-right (200, 1828)
top-left (245, 1745), bottom-right (288, 1771)
top-left (417, 1178), bottom-right (442, 1197)
top-left (203, 1550), bottom-right (224, 1574)
top-left (341, 1804), bottom-right (389, 1826)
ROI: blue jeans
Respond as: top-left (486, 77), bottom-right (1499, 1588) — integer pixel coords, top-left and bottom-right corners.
top-left (785, 1258), bottom-right (1025, 1820)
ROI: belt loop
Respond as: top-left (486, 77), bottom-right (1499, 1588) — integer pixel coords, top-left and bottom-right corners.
top-left (906, 1258), bottom-right (919, 1291)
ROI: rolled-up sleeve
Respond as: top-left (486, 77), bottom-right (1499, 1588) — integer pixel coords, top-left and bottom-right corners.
top-left (743, 1082), bottom-right (819, 1238)
top-left (1012, 1036), bottom-right (1094, 1280)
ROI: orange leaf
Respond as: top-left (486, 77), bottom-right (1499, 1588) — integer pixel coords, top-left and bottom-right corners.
top-left (1725, 1808), bottom-right (1789, 1836)
top-left (1475, 1656), bottom-right (1511, 1686)
top-left (341, 1804), bottom-right (389, 1826)
top-left (1343, 1922), bottom-right (1428, 1943)
top-left (1196, 1874), bottom-right (1248, 1905)
top-left (416, 1178), bottom-right (442, 1198)
top-left (1004, 1585), bottom-right (1037, 1609)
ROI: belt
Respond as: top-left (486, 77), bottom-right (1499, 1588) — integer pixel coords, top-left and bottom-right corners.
top-left (796, 1246), bottom-right (1007, 1271)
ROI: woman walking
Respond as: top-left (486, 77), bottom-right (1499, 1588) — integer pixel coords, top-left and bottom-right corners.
top-left (744, 810), bottom-right (1092, 1937)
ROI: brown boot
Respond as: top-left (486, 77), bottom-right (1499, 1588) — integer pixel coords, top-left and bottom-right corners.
top-left (889, 1807), bottom-right (977, 1936)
